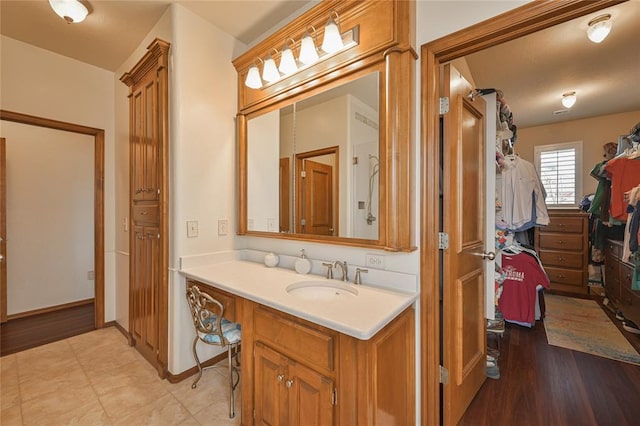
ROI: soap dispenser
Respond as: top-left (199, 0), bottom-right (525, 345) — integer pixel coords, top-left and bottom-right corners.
top-left (294, 249), bottom-right (312, 274)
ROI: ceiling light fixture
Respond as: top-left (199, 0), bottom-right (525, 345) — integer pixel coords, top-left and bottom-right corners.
top-left (587, 14), bottom-right (612, 43)
top-left (561, 91), bottom-right (577, 108)
top-left (244, 10), bottom-right (359, 90)
top-left (49, 0), bottom-right (88, 24)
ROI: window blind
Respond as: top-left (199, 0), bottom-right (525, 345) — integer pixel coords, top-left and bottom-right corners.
top-left (539, 148), bottom-right (576, 205)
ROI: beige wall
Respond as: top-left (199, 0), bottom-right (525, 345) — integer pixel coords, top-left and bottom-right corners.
top-left (0, 35), bottom-right (116, 320)
top-left (516, 110), bottom-right (640, 195)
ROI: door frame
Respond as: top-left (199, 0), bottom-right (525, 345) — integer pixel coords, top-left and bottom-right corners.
top-left (0, 109), bottom-right (105, 329)
top-left (420, 1), bottom-right (624, 424)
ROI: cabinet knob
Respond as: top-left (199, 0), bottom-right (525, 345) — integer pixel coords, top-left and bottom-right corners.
top-left (277, 374), bottom-right (285, 382)
top-left (285, 379), bottom-right (294, 388)
top-left (557, 257), bottom-right (565, 261)
top-left (558, 240), bottom-right (564, 244)
top-left (557, 274), bottom-right (565, 279)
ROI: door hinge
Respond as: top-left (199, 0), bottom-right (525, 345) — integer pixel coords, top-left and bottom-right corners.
top-left (439, 365), bottom-right (449, 384)
top-left (439, 97), bottom-right (450, 114)
top-left (438, 232), bottom-right (449, 250)
top-left (253, 409), bottom-right (256, 419)
top-left (331, 388), bottom-right (337, 405)
top-left (301, 170), bottom-right (306, 178)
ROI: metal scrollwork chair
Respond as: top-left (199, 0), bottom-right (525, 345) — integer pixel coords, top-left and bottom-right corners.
top-left (186, 285), bottom-right (241, 418)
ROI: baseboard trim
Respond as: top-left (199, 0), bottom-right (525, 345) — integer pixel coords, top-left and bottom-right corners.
top-left (166, 351), bottom-right (229, 383)
top-left (7, 298), bottom-right (94, 320)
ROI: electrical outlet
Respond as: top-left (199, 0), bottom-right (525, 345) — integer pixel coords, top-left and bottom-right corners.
top-left (267, 218), bottom-right (276, 232)
top-left (248, 219), bottom-right (254, 230)
top-left (218, 219), bottom-right (229, 236)
top-left (187, 220), bottom-right (198, 238)
top-left (365, 253), bottom-right (385, 269)
top-left (87, 270), bottom-right (95, 280)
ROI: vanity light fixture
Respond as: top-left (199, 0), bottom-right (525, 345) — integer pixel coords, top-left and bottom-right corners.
top-left (243, 9), bottom-right (359, 90)
top-left (561, 91), bottom-right (577, 108)
top-left (49, 0), bottom-right (88, 24)
top-left (587, 14), bottom-right (612, 43)
top-left (278, 39), bottom-right (298, 75)
top-left (262, 49), bottom-right (281, 83)
top-left (245, 58), bottom-right (264, 89)
top-left (321, 10), bottom-right (344, 54)
top-left (299, 26), bottom-right (320, 65)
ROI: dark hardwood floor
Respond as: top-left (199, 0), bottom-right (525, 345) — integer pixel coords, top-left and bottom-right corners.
top-left (0, 302), bottom-right (95, 357)
top-left (460, 299), bottom-right (640, 426)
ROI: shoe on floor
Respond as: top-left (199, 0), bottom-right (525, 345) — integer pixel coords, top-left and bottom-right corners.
top-left (486, 359), bottom-right (500, 380)
top-left (615, 310), bottom-right (625, 321)
top-left (622, 320), bottom-right (640, 335)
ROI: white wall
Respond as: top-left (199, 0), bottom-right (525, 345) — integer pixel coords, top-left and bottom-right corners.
top-left (2, 122), bottom-right (94, 314)
top-left (0, 35), bottom-right (116, 320)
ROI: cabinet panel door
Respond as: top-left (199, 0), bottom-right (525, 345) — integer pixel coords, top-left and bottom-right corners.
top-left (255, 343), bottom-right (288, 426)
top-left (131, 72), bottom-right (159, 202)
top-left (288, 360), bottom-right (334, 426)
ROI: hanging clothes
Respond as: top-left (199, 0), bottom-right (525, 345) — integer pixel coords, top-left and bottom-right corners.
top-left (604, 156), bottom-right (640, 221)
top-left (500, 155), bottom-right (549, 231)
top-left (498, 250), bottom-right (550, 325)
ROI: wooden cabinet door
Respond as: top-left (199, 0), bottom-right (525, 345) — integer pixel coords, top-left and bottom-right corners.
top-left (131, 224), bottom-right (160, 366)
top-left (287, 359), bottom-right (334, 426)
top-left (254, 343), bottom-right (288, 426)
top-left (131, 71), bottom-right (159, 202)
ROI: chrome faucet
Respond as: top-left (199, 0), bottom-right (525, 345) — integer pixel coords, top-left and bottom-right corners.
top-left (322, 262), bottom-right (334, 279)
top-left (333, 261), bottom-right (348, 282)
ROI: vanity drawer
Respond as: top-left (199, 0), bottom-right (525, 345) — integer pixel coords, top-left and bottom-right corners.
top-left (186, 280), bottom-right (236, 322)
top-left (545, 216), bottom-right (584, 233)
top-left (538, 250), bottom-right (583, 269)
top-left (545, 266), bottom-right (584, 287)
top-left (254, 307), bottom-right (335, 372)
top-left (133, 204), bottom-right (159, 223)
top-left (537, 233), bottom-right (583, 251)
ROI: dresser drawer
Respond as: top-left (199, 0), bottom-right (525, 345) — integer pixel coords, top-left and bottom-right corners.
top-left (538, 250), bottom-right (583, 269)
top-left (545, 266), bottom-right (584, 287)
top-left (254, 307), bottom-right (335, 372)
top-left (605, 240), bottom-right (623, 259)
top-left (133, 204), bottom-right (159, 223)
top-left (544, 216), bottom-right (584, 233)
top-left (620, 262), bottom-right (634, 291)
top-left (538, 233), bottom-right (584, 251)
top-left (621, 286), bottom-right (640, 326)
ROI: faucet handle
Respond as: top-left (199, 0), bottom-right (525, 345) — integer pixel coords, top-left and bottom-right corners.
top-left (322, 262), bottom-right (334, 279)
top-left (354, 268), bottom-right (368, 285)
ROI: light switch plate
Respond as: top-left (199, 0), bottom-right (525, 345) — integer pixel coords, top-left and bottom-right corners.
top-left (218, 219), bottom-right (229, 236)
top-left (187, 220), bottom-right (198, 238)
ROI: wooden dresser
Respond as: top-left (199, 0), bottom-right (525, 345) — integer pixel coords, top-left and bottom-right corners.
top-left (604, 239), bottom-right (640, 326)
top-left (535, 209), bottom-right (589, 295)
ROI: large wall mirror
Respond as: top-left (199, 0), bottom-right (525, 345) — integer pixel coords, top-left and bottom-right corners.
top-left (234, 0), bottom-right (415, 251)
top-left (247, 72), bottom-right (379, 240)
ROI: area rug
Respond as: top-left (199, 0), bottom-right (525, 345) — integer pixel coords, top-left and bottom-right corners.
top-left (543, 294), bottom-right (640, 366)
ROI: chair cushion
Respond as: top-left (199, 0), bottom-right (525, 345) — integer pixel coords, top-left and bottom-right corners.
top-left (200, 316), bottom-right (242, 344)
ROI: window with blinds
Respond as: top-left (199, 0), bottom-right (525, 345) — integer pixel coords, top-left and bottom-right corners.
top-left (534, 141), bottom-right (583, 207)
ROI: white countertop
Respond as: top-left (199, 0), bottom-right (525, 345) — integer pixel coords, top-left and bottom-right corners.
top-left (180, 260), bottom-right (417, 340)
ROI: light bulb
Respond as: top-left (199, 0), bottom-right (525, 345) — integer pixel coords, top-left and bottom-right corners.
top-left (587, 14), bottom-right (612, 43)
top-left (299, 30), bottom-right (319, 65)
top-left (49, 0), bottom-right (88, 24)
top-left (278, 44), bottom-right (298, 75)
top-left (321, 13), bottom-right (344, 54)
top-left (262, 54), bottom-right (280, 83)
top-left (561, 92), bottom-right (577, 109)
top-left (245, 64), bottom-right (262, 89)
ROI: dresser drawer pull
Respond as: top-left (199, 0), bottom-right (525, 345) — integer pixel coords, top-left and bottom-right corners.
top-left (556, 274), bottom-right (565, 279)
top-left (557, 257), bottom-right (565, 261)
top-left (558, 240), bottom-right (565, 244)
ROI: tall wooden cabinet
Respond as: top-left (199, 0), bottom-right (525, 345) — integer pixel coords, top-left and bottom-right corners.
top-left (120, 38), bottom-right (170, 376)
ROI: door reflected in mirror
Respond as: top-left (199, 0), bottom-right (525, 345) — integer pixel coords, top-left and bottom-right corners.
top-left (246, 72), bottom-right (379, 239)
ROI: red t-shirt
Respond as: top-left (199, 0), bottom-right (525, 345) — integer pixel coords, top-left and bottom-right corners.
top-left (605, 157), bottom-right (640, 221)
top-left (498, 252), bottom-right (550, 324)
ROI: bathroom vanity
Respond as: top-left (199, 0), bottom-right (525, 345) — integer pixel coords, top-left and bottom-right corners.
top-left (181, 260), bottom-right (416, 425)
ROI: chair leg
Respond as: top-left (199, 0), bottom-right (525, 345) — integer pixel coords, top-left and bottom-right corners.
top-left (191, 337), bottom-right (203, 389)
top-left (228, 344), bottom-right (236, 419)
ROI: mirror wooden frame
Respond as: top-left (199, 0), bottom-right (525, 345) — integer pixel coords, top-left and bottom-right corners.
top-left (233, 0), bottom-right (416, 252)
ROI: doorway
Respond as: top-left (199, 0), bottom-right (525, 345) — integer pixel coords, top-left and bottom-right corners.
top-left (419, 2), bottom-right (621, 425)
top-left (0, 110), bottom-right (105, 338)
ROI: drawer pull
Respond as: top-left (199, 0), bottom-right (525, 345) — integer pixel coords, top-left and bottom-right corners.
top-left (557, 274), bottom-right (565, 279)
top-left (285, 379), bottom-right (294, 388)
top-left (140, 211), bottom-right (149, 215)
top-left (277, 374), bottom-right (285, 382)
top-left (558, 240), bottom-right (565, 244)
top-left (557, 257), bottom-right (565, 261)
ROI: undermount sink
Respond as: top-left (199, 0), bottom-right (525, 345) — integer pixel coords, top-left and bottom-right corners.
top-left (286, 280), bottom-right (359, 301)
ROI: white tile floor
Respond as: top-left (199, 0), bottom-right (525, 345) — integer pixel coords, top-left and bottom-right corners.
top-left (0, 327), bottom-right (240, 425)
